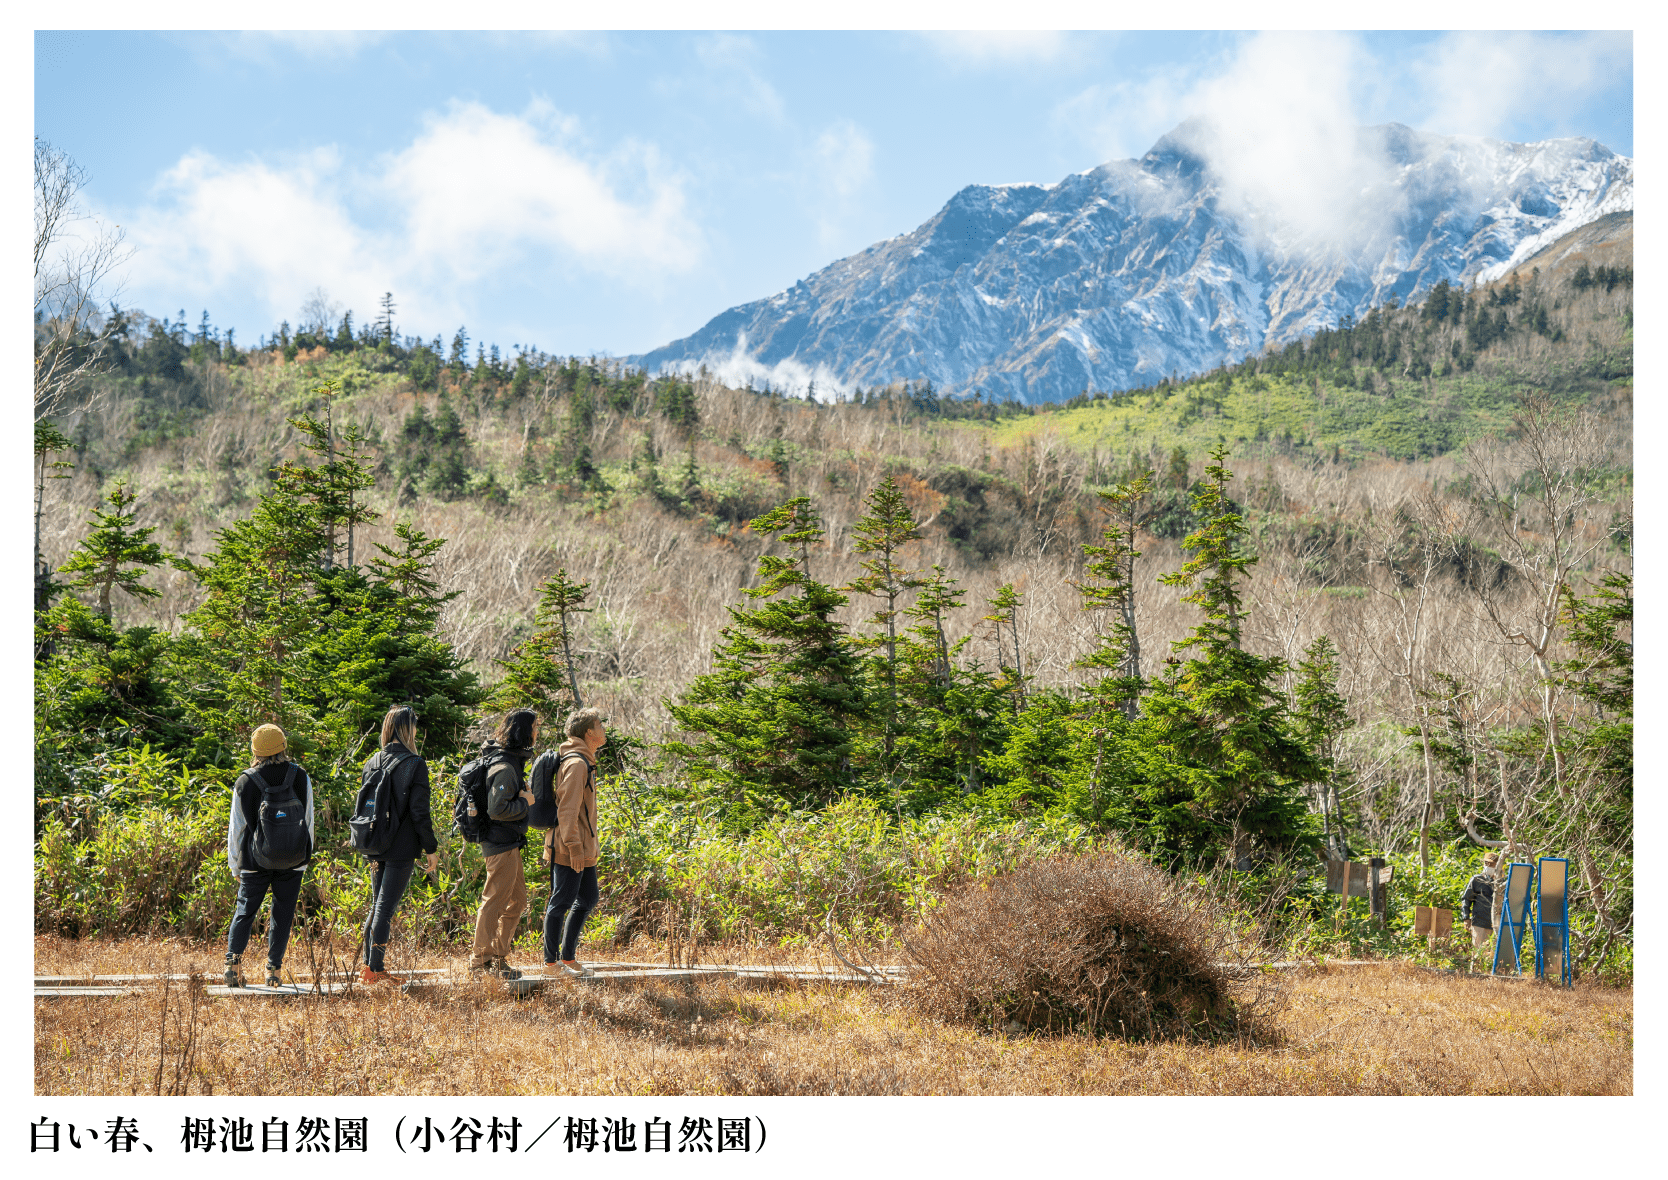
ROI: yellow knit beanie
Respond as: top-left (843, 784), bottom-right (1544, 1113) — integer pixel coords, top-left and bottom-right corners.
top-left (251, 724), bottom-right (287, 758)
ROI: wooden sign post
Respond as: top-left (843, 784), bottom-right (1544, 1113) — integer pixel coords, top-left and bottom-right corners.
top-left (1326, 859), bottom-right (1391, 928)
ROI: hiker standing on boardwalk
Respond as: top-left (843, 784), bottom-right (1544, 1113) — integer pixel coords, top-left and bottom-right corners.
top-left (224, 724), bottom-right (316, 988)
top-left (468, 709), bottom-right (537, 979)
top-left (541, 707), bottom-right (607, 976)
top-left (1461, 851), bottom-right (1499, 967)
top-left (356, 705), bottom-right (438, 985)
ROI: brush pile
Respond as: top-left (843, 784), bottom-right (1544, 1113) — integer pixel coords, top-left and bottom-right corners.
top-left (903, 849), bottom-right (1254, 1039)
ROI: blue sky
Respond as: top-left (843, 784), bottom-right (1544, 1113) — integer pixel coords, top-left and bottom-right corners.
top-left (35, 30), bottom-right (1633, 361)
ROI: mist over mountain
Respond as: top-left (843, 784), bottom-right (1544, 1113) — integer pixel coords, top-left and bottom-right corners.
top-left (632, 121), bottom-right (1632, 403)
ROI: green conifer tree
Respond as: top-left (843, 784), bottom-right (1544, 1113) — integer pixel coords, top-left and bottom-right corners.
top-left (57, 482), bottom-right (173, 622)
top-left (492, 567), bottom-right (593, 718)
top-left (982, 583), bottom-right (1028, 714)
top-left (894, 565), bottom-right (1007, 800)
top-left (665, 497), bottom-right (866, 813)
top-left (172, 457), bottom-right (328, 748)
top-left (1293, 634), bottom-right (1354, 855)
top-left (1140, 447), bottom-right (1321, 864)
top-left (843, 474), bottom-right (924, 770)
top-left (307, 520), bottom-right (483, 760)
top-left (1075, 470), bottom-right (1153, 718)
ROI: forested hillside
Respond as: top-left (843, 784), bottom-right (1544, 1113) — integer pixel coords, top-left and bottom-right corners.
top-left (33, 229), bottom-right (1631, 978)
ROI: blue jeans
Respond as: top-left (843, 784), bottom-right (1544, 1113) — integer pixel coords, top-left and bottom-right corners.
top-left (361, 859), bottom-right (416, 972)
top-left (226, 867), bottom-right (304, 967)
top-left (543, 864), bottom-right (599, 963)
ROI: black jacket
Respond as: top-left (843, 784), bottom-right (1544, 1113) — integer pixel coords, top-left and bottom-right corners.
top-left (361, 742), bottom-right (437, 862)
top-left (1461, 871), bottom-right (1495, 927)
top-left (479, 741), bottom-right (531, 856)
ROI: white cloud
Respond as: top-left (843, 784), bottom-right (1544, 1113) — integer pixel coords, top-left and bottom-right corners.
top-left (123, 146), bottom-right (388, 333)
top-left (658, 332), bottom-right (852, 402)
top-left (1168, 32), bottom-right (1387, 247)
top-left (692, 34), bottom-right (787, 123)
top-left (1409, 32), bottom-right (1631, 143)
top-left (384, 100), bottom-right (700, 281)
top-left (113, 100), bottom-right (702, 339)
top-left (922, 31), bottom-right (1073, 66)
top-left (211, 31), bottom-right (388, 65)
top-left (801, 119), bottom-right (876, 250)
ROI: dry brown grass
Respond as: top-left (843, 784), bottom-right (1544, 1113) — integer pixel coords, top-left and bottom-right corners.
top-left (36, 936), bottom-right (1630, 1095)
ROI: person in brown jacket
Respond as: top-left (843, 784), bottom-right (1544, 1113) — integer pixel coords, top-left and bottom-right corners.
top-left (541, 707), bottom-right (607, 975)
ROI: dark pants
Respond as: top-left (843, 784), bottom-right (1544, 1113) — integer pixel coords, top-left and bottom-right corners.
top-left (226, 867), bottom-right (304, 967)
top-left (544, 864), bottom-right (599, 963)
top-left (361, 859), bottom-right (416, 972)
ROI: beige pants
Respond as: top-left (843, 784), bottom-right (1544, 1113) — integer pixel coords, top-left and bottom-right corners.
top-left (1470, 924), bottom-right (1492, 949)
top-left (470, 850), bottom-right (527, 967)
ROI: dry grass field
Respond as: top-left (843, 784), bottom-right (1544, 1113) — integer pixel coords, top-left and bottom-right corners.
top-left (35, 936), bottom-right (1631, 1096)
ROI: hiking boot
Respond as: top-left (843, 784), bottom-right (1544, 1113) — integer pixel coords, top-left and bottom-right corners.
top-left (469, 960), bottom-right (497, 977)
top-left (265, 964), bottom-right (283, 988)
top-left (559, 959), bottom-right (590, 978)
top-left (493, 958), bottom-right (523, 981)
top-left (359, 966), bottom-right (395, 986)
top-left (223, 954), bottom-right (245, 988)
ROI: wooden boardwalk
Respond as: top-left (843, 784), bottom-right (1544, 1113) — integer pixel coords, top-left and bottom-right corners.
top-left (38, 958), bottom-right (1504, 1001)
top-left (34, 961), bottom-right (904, 1000)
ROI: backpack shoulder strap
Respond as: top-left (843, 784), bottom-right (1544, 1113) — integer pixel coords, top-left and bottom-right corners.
top-left (557, 750), bottom-right (596, 791)
top-left (280, 763), bottom-right (299, 793)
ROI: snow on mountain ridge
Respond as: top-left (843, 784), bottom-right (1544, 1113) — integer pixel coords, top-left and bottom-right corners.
top-left (633, 123), bottom-right (1632, 402)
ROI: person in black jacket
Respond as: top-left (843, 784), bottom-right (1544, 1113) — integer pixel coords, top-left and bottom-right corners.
top-left (224, 723), bottom-right (316, 988)
top-left (1460, 851), bottom-right (1500, 964)
top-left (358, 705), bottom-right (439, 985)
top-left (468, 709), bottom-right (537, 979)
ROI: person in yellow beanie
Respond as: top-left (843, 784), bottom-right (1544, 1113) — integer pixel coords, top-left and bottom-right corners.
top-left (224, 723), bottom-right (315, 988)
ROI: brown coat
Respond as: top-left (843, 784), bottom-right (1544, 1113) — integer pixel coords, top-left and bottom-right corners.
top-left (542, 740), bottom-right (598, 870)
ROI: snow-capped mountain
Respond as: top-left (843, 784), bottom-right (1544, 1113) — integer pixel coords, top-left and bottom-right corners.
top-left (632, 122), bottom-right (1632, 403)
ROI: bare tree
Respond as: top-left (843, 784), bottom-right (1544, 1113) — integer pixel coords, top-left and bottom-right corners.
top-left (1460, 394), bottom-right (1624, 941)
top-left (1359, 489), bottom-right (1465, 882)
top-left (34, 138), bottom-right (132, 421)
top-left (298, 287), bottom-right (342, 337)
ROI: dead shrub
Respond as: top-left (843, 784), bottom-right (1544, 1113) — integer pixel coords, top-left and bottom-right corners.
top-left (902, 849), bottom-right (1256, 1040)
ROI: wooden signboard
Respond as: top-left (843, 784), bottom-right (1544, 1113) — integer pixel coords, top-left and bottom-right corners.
top-left (1325, 860), bottom-right (1369, 894)
top-left (1325, 861), bottom-right (1394, 895)
top-left (1413, 905), bottom-right (1453, 937)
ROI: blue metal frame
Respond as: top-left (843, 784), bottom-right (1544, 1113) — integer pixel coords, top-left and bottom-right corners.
top-left (1492, 862), bottom-right (1534, 975)
top-left (1535, 857), bottom-right (1573, 986)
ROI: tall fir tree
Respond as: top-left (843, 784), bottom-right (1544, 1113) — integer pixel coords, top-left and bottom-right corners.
top-left (171, 455), bottom-right (328, 752)
top-left (843, 474), bottom-right (925, 773)
top-left (491, 567), bottom-right (592, 719)
top-left (306, 519), bottom-right (483, 760)
top-left (1075, 470), bottom-right (1153, 719)
top-left (982, 583), bottom-right (1028, 715)
top-left (57, 481), bottom-right (175, 622)
top-left (1139, 447), bottom-right (1321, 864)
top-left (665, 497), bottom-right (866, 813)
top-left (1293, 635), bottom-right (1355, 857)
top-left (894, 565), bottom-right (1008, 800)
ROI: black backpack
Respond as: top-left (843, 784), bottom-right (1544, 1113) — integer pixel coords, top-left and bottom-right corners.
top-left (349, 750), bottom-right (414, 857)
top-left (526, 750), bottom-right (590, 830)
top-left (452, 754), bottom-right (501, 843)
top-left (248, 765), bottom-right (310, 871)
